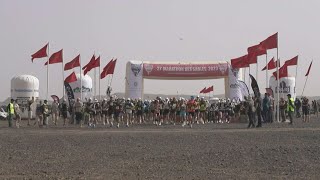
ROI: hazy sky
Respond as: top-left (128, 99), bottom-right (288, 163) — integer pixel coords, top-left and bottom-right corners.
top-left (1, 0), bottom-right (319, 101)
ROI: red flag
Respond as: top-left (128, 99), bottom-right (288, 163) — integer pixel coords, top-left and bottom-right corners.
top-left (82, 55), bottom-right (95, 70)
top-left (64, 72), bottom-right (77, 83)
top-left (231, 55), bottom-right (249, 68)
top-left (261, 57), bottom-right (277, 71)
top-left (284, 55), bottom-right (298, 66)
top-left (64, 54), bottom-right (80, 71)
top-left (106, 58), bottom-right (117, 75)
top-left (31, 43), bottom-right (48, 62)
top-left (92, 56), bottom-right (100, 68)
top-left (200, 87), bottom-right (207, 94)
top-left (247, 44), bottom-right (266, 64)
top-left (204, 86), bottom-right (213, 93)
top-left (247, 44), bottom-right (266, 57)
top-left (273, 64), bottom-right (288, 80)
top-left (100, 59), bottom-right (114, 79)
top-left (305, 61), bottom-right (313, 76)
top-left (260, 32), bottom-right (278, 50)
top-left (83, 56), bottom-right (100, 75)
top-left (45, 49), bottom-right (63, 65)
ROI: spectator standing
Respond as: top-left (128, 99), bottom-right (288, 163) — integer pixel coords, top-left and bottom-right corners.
top-left (279, 97), bottom-right (286, 122)
top-left (262, 93), bottom-right (270, 123)
top-left (302, 97), bottom-right (310, 122)
top-left (287, 94), bottom-right (295, 125)
top-left (27, 97), bottom-right (35, 126)
top-left (51, 99), bottom-right (60, 125)
top-left (14, 100), bottom-right (21, 128)
top-left (255, 96), bottom-right (262, 127)
top-left (294, 98), bottom-right (301, 118)
top-left (247, 96), bottom-right (255, 128)
top-left (6, 99), bottom-right (15, 127)
top-left (42, 100), bottom-right (50, 127)
top-left (60, 99), bottom-right (69, 126)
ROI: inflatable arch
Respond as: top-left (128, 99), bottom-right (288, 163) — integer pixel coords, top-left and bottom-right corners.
top-left (125, 61), bottom-right (244, 100)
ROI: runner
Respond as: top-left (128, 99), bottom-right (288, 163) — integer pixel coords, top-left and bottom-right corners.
top-left (101, 99), bottom-right (108, 126)
top-left (136, 98), bottom-right (144, 124)
top-left (180, 98), bottom-right (187, 127)
top-left (125, 98), bottom-right (134, 127)
top-left (186, 96), bottom-right (196, 128)
top-left (199, 97), bottom-right (206, 124)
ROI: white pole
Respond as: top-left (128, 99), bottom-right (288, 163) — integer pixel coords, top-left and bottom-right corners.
top-left (266, 54), bottom-right (268, 88)
top-left (294, 56), bottom-right (298, 96)
top-left (94, 68), bottom-right (96, 98)
top-left (80, 55), bottom-right (82, 101)
top-left (62, 59), bottom-right (65, 99)
top-left (47, 44), bottom-right (50, 100)
top-left (277, 50), bottom-right (280, 122)
top-left (256, 59), bottom-right (258, 82)
top-left (99, 61), bottom-right (101, 100)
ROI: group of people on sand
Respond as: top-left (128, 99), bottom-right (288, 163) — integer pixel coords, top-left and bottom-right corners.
top-left (5, 93), bottom-right (319, 129)
top-left (244, 93), bottom-right (319, 128)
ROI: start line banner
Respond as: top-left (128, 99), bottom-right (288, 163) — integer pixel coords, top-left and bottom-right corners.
top-left (143, 63), bottom-right (229, 78)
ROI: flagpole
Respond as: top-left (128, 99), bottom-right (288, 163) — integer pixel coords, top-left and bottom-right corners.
top-left (62, 59), bottom-right (65, 98)
top-left (301, 75), bottom-right (309, 96)
top-left (256, 59), bottom-right (258, 82)
top-left (99, 58), bottom-right (101, 101)
top-left (80, 55), bottom-right (82, 101)
top-left (294, 56), bottom-right (298, 96)
top-left (243, 67), bottom-right (246, 84)
top-left (94, 68), bottom-right (96, 98)
top-left (47, 44), bottom-right (50, 100)
top-left (266, 53), bottom-right (268, 88)
top-left (249, 66), bottom-right (251, 94)
top-left (276, 38), bottom-right (280, 123)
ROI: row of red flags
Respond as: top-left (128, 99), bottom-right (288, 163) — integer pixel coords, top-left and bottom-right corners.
top-left (199, 86), bottom-right (214, 94)
top-left (31, 43), bottom-right (117, 83)
top-left (231, 33), bottom-right (278, 69)
top-left (230, 33), bottom-right (313, 79)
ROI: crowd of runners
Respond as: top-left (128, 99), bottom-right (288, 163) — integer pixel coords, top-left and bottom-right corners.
top-left (4, 94), bottom-right (319, 128)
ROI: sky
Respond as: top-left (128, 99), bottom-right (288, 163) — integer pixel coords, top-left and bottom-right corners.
top-left (1, 0), bottom-right (319, 101)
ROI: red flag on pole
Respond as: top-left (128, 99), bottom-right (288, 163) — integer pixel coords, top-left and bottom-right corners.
top-left (247, 44), bottom-right (266, 64)
top-left (305, 61), bottom-right (313, 76)
top-left (83, 56), bottom-right (100, 75)
top-left (82, 55), bottom-right (95, 70)
top-left (260, 32), bottom-right (278, 50)
top-left (273, 64), bottom-right (288, 80)
top-left (231, 55), bottom-right (249, 68)
top-left (284, 55), bottom-right (298, 66)
top-left (100, 59), bottom-right (114, 79)
top-left (107, 58), bottom-right (117, 75)
top-left (45, 49), bottom-right (63, 65)
top-left (261, 57), bottom-right (277, 71)
top-left (31, 43), bottom-right (48, 62)
top-left (92, 56), bottom-right (100, 68)
top-left (204, 86), bottom-right (213, 93)
top-left (64, 72), bottom-right (77, 83)
top-left (200, 87), bottom-right (207, 94)
top-left (64, 54), bottom-right (80, 71)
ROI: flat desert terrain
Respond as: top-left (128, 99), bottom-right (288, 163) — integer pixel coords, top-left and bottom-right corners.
top-left (0, 117), bottom-right (320, 179)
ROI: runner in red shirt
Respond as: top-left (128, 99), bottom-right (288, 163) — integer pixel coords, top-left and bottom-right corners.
top-left (187, 96), bottom-right (196, 128)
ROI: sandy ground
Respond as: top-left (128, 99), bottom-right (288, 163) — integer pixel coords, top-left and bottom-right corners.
top-left (0, 116), bottom-right (320, 179)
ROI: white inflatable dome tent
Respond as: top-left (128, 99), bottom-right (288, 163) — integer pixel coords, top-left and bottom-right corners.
top-left (11, 75), bottom-right (39, 119)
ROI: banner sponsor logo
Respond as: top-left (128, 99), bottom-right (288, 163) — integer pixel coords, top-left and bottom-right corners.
top-left (275, 81), bottom-right (291, 93)
top-left (131, 63), bottom-right (142, 77)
